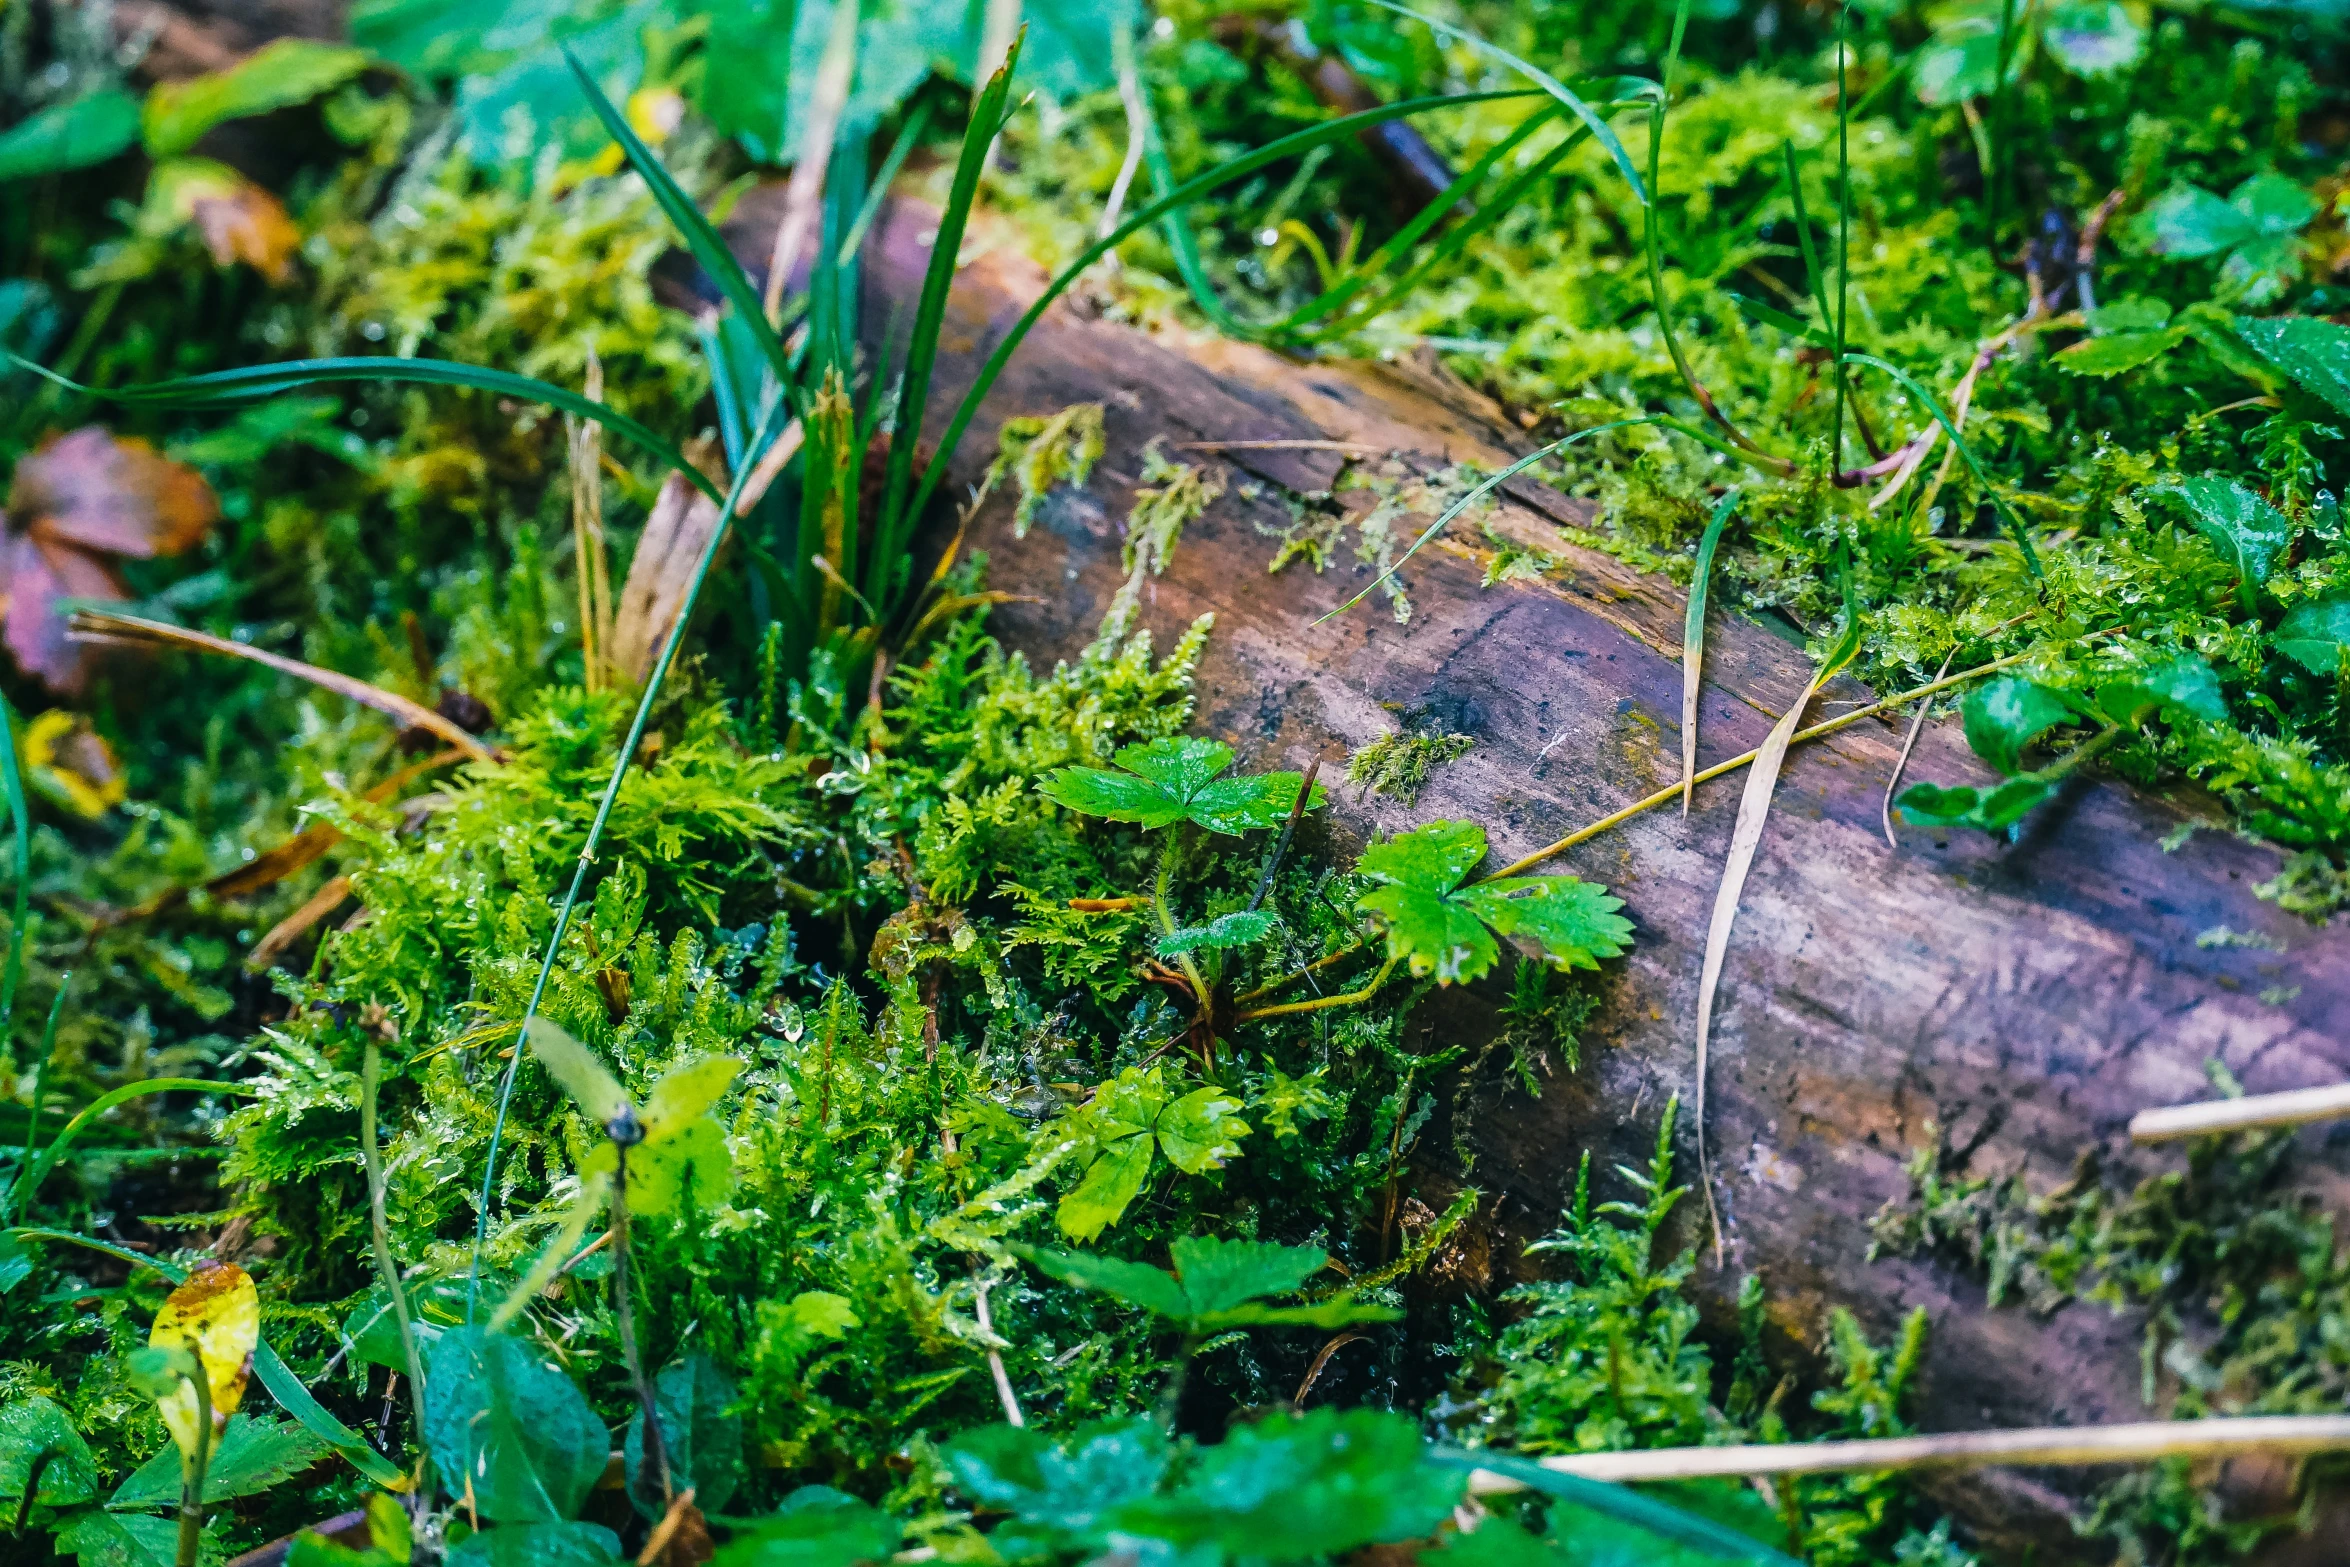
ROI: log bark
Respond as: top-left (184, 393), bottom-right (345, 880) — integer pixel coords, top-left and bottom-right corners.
top-left (839, 199), bottom-right (2350, 1563)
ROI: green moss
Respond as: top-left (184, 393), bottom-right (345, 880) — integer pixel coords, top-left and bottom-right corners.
top-left (1348, 728), bottom-right (1475, 808)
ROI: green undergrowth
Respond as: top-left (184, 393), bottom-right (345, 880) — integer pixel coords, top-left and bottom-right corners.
top-left (1872, 1073), bottom-right (2350, 1564)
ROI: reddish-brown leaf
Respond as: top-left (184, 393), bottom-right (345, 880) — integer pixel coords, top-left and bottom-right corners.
top-left (190, 182), bottom-right (301, 283)
top-left (10, 426), bottom-right (218, 558)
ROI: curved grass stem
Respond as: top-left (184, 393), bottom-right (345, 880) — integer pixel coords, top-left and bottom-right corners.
top-left (1235, 957), bottom-right (1397, 1023)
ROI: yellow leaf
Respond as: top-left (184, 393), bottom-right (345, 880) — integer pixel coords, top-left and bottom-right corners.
top-left (21, 709), bottom-right (125, 818)
top-left (150, 1260), bottom-right (259, 1469)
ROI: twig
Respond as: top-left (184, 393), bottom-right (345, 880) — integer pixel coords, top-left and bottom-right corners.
top-left (1248, 757), bottom-right (1322, 912)
top-left (972, 1270), bottom-right (1025, 1427)
top-left (2074, 187), bottom-right (2126, 317)
top-left (1294, 1333), bottom-right (1367, 1405)
top-left (2131, 1084), bottom-right (2350, 1145)
top-left (635, 1487), bottom-right (699, 1567)
top-left (1881, 648), bottom-right (1957, 849)
top-left (1465, 1415), bottom-right (2350, 1490)
top-left (1099, 19), bottom-right (1149, 241)
top-left (1479, 644), bottom-right (2064, 883)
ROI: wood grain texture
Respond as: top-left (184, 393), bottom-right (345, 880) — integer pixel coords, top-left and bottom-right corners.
top-left (857, 200), bottom-right (2350, 1562)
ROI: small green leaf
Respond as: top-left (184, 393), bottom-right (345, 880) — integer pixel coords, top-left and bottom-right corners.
top-left (0, 1395), bottom-right (98, 1507)
top-left (1016, 1245), bottom-right (1193, 1320)
top-left (1896, 776), bottom-right (2054, 832)
top-left (0, 89), bottom-right (142, 181)
top-left (342, 1275), bottom-right (465, 1372)
top-left (1155, 1087), bottom-right (1250, 1175)
top-left (2154, 474), bottom-right (2293, 587)
top-left (625, 1355), bottom-right (743, 1518)
top-left (2089, 297), bottom-right (2173, 335)
top-left (2275, 594), bottom-right (2350, 675)
top-left (108, 1415), bottom-right (324, 1511)
top-left (1911, 24), bottom-right (2005, 106)
top-left (1962, 676), bottom-right (2074, 776)
top-left (2236, 314), bottom-right (2350, 420)
top-left (423, 1327), bottom-right (607, 1526)
top-left (1157, 909), bottom-right (1278, 955)
top-left (1019, 1235), bottom-right (1395, 1332)
top-left (2055, 329), bottom-right (2184, 377)
top-left (942, 1419), bottom-right (1167, 1537)
top-left (1356, 821), bottom-right (1631, 985)
top-left (2094, 655), bottom-right (2228, 728)
top-left (53, 1509), bottom-right (181, 1567)
top-left (712, 1484), bottom-right (898, 1567)
top-left (2041, 1), bottom-right (2146, 74)
top-left (2138, 184), bottom-right (2257, 259)
top-left (143, 40), bottom-right (371, 158)
top-left (444, 1521), bottom-right (624, 1566)
top-left (2233, 172), bottom-right (2320, 236)
top-left (1039, 738), bottom-right (1319, 836)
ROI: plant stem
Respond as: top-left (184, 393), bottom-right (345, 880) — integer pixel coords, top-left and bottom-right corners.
top-left (1830, 0), bottom-right (1853, 465)
top-left (360, 1039), bottom-right (428, 1432)
top-left (8, 980), bottom-right (70, 1226)
top-left (1153, 856), bottom-right (1214, 1024)
top-left (1478, 643), bottom-right (2065, 882)
top-left (11, 1449), bottom-right (51, 1534)
top-left (610, 1145), bottom-right (671, 1506)
top-left (2132, 1082), bottom-right (2350, 1144)
top-left (176, 1366), bottom-right (213, 1567)
top-left (1235, 957), bottom-right (1396, 1023)
top-left (1233, 940), bottom-right (1366, 1005)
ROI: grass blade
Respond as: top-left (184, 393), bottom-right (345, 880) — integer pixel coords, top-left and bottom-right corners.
top-left (1839, 351), bottom-right (2044, 578)
top-left (905, 87), bottom-right (1543, 528)
top-left (0, 697), bottom-right (27, 1045)
top-left (564, 49), bottom-right (788, 377)
top-left (1315, 419), bottom-right (1663, 624)
top-left (1780, 143), bottom-right (1835, 332)
top-left (8, 351), bottom-right (724, 507)
top-left (469, 387), bottom-right (798, 1315)
top-left (1692, 591), bottom-right (1865, 1265)
top-left (1680, 490), bottom-right (1739, 815)
top-left (12, 1078), bottom-right (256, 1216)
top-left (69, 611), bottom-right (497, 763)
top-left (876, 31), bottom-right (1024, 576)
top-left (1367, 1), bottom-right (1648, 205)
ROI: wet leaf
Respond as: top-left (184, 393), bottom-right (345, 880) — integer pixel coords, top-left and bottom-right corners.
top-left (1962, 675), bottom-right (2075, 776)
top-left (1154, 1087), bottom-right (1249, 1174)
top-left (2154, 474), bottom-right (2293, 587)
top-left (143, 39), bottom-right (371, 158)
top-left (52, 1509), bottom-right (181, 1567)
top-left (1039, 737), bottom-right (1319, 835)
top-left (2093, 654), bottom-right (2228, 728)
top-left (423, 1326), bottom-right (606, 1525)
top-left (0, 1395), bottom-right (99, 1507)
top-left (0, 88), bottom-right (142, 180)
top-left (2236, 313), bottom-right (2350, 420)
top-left (147, 1260), bottom-right (260, 1471)
top-left (1019, 1235), bottom-right (1396, 1331)
top-left (625, 1355), bottom-right (744, 1517)
top-left (1897, 776), bottom-right (2055, 832)
top-left (444, 1520), bottom-right (625, 1565)
top-left (943, 1419), bottom-right (1168, 1539)
top-left (2056, 304), bottom-right (2186, 378)
top-left (1055, 1131), bottom-right (1155, 1243)
top-left (2274, 594), bottom-right (2350, 675)
top-left (711, 1484), bottom-right (896, 1567)
top-left (1156, 909), bottom-right (1278, 955)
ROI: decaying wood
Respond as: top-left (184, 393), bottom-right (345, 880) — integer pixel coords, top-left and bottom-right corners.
top-left (855, 201), bottom-right (2350, 1563)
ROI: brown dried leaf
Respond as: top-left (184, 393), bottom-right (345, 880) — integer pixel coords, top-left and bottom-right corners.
top-left (10, 425), bottom-right (218, 559)
top-left (247, 873), bottom-right (352, 970)
top-left (611, 470), bottom-right (724, 687)
top-left (1, 532), bottom-right (125, 693)
top-left (190, 182), bottom-right (301, 283)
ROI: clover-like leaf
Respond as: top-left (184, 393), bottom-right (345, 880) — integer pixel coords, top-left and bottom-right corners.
top-left (1039, 737), bottom-right (1320, 835)
top-left (2139, 175), bottom-right (2315, 304)
top-left (1355, 821), bottom-right (1631, 986)
top-left (2154, 474), bottom-right (2292, 588)
top-left (1017, 1235), bottom-right (1395, 1332)
top-left (1056, 1134), bottom-right (1157, 1244)
top-left (2274, 594), bottom-right (2350, 675)
top-left (1155, 1087), bottom-right (1249, 1175)
top-left (1962, 676), bottom-right (2074, 776)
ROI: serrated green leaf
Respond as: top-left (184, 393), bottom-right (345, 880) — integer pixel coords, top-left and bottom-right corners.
top-left (1038, 738), bottom-right (1318, 835)
top-left (0, 89), bottom-right (142, 181)
top-left (423, 1327), bottom-right (607, 1525)
top-left (2089, 297), bottom-right (2173, 334)
top-left (1962, 676), bottom-right (2074, 776)
top-left (712, 1484), bottom-right (897, 1567)
top-left (0, 1395), bottom-right (98, 1506)
top-left (53, 1508), bottom-right (181, 1567)
top-left (108, 1415), bottom-right (324, 1511)
top-left (625, 1354), bottom-right (742, 1518)
top-left (1155, 1088), bottom-right (1249, 1175)
top-left (2155, 474), bottom-right (2293, 586)
top-left (2236, 314), bottom-right (2350, 419)
top-left (1157, 909), bottom-right (1278, 955)
top-left (143, 40), bottom-right (370, 158)
top-left (445, 1521), bottom-right (624, 1566)
top-left (1169, 1236), bottom-right (1325, 1316)
top-left (1454, 878), bottom-right (1635, 973)
top-left (942, 1419), bottom-right (1167, 1538)
top-left (1108, 1408), bottom-right (1462, 1559)
top-left (2274, 594), bottom-right (2350, 675)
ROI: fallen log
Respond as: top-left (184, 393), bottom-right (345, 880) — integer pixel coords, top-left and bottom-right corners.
top-left (824, 197), bottom-right (2350, 1563)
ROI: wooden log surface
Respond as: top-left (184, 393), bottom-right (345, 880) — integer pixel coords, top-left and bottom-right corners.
top-left (809, 196), bottom-right (2350, 1562)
